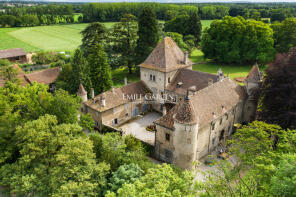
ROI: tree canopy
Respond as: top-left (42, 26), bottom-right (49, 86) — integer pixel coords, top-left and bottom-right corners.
top-left (201, 16), bottom-right (275, 64)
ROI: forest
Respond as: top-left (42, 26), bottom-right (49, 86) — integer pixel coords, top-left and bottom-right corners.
top-left (1, 2), bottom-right (296, 27)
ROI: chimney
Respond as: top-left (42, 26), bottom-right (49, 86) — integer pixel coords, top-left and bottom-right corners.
top-left (91, 88), bottom-right (95, 99)
top-left (184, 51), bottom-right (189, 64)
top-left (101, 93), bottom-right (106, 107)
top-left (112, 86), bottom-right (115, 94)
top-left (163, 106), bottom-right (167, 116)
top-left (124, 77), bottom-right (128, 86)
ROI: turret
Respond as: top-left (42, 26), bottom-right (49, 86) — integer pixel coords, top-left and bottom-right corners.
top-left (217, 68), bottom-right (224, 82)
top-left (172, 92), bottom-right (199, 170)
top-left (244, 62), bottom-right (262, 99)
top-left (77, 83), bottom-right (88, 103)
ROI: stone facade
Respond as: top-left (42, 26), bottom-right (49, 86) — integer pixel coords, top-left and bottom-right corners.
top-left (78, 37), bottom-right (261, 170)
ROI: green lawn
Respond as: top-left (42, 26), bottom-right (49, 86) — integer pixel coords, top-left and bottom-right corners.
top-left (190, 49), bottom-right (253, 81)
top-left (0, 22), bottom-right (117, 52)
top-left (112, 67), bottom-right (140, 87)
top-left (0, 20), bottom-right (211, 53)
top-left (201, 20), bottom-right (213, 30)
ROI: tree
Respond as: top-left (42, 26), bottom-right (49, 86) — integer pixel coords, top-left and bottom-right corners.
top-left (135, 7), bottom-right (159, 65)
top-left (0, 82), bottom-right (81, 166)
top-left (259, 48), bottom-right (296, 129)
top-left (81, 22), bottom-right (107, 55)
top-left (106, 164), bottom-right (197, 197)
top-left (0, 115), bottom-right (110, 196)
top-left (272, 18), bottom-right (296, 53)
top-left (0, 59), bottom-right (19, 84)
top-left (108, 163), bottom-right (144, 193)
top-left (87, 43), bottom-right (113, 94)
top-left (198, 121), bottom-right (296, 196)
top-left (201, 16), bottom-right (275, 64)
top-left (110, 14), bottom-right (138, 74)
top-left (164, 13), bottom-right (201, 44)
top-left (56, 49), bottom-right (92, 96)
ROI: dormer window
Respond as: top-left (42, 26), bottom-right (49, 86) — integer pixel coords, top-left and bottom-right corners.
top-left (177, 82), bottom-right (183, 87)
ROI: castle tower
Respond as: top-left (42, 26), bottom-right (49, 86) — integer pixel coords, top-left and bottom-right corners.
top-left (172, 93), bottom-right (199, 170)
top-left (244, 62), bottom-right (262, 99)
top-left (243, 62), bottom-right (262, 122)
top-left (77, 83), bottom-right (88, 103)
top-left (217, 68), bottom-right (224, 81)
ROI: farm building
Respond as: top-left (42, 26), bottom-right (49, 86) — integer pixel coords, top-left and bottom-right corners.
top-left (79, 37), bottom-right (262, 170)
top-left (0, 48), bottom-right (27, 63)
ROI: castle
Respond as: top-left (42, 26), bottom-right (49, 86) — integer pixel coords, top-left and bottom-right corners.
top-left (78, 37), bottom-right (261, 170)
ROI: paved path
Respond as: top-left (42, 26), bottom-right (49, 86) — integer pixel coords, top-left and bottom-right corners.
top-left (119, 112), bottom-right (162, 146)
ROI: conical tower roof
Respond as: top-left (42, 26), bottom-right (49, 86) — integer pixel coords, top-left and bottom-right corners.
top-left (174, 96), bottom-right (198, 125)
top-left (245, 63), bottom-right (261, 82)
top-left (139, 37), bottom-right (192, 72)
top-left (77, 83), bottom-right (87, 96)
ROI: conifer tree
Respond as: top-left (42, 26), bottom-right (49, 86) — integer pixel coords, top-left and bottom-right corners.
top-left (135, 7), bottom-right (159, 65)
top-left (87, 43), bottom-right (113, 94)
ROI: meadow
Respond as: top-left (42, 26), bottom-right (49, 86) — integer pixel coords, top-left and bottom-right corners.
top-left (0, 20), bottom-right (211, 52)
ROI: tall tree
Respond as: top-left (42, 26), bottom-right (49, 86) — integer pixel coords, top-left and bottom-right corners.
top-left (201, 16), bottom-right (275, 64)
top-left (81, 22), bottom-right (106, 55)
top-left (0, 115), bottom-right (110, 196)
top-left (56, 49), bottom-right (92, 96)
top-left (110, 14), bottom-right (138, 74)
top-left (187, 12), bottom-right (202, 44)
top-left (135, 7), bottom-right (159, 65)
top-left (272, 18), bottom-right (296, 53)
top-left (87, 43), bottom-right (113, 94)
top-left (259, 47), bottom-right (296, 129)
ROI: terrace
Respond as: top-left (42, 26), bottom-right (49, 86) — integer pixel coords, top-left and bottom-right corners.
top-left (119, 112), bottom-right (162, 146)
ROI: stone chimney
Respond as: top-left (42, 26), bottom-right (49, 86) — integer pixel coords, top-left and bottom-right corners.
top-left (163, 106), bottom-right (167, 116)
top-left (101, 93), bottom-right (106, 107)
top-left (112, 86), bottom-right (115, 94)
top-left (91, 88), bottom-right (95, 99)
top-left (217, 68), bottom-right (224, 82)
top-left (124, 77), bottom-right (128, 86)
top-left (184, 51), bottom-right (189, 64)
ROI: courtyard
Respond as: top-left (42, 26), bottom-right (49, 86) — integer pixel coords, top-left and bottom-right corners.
top-left (119, 112), bottom-right (162, 146)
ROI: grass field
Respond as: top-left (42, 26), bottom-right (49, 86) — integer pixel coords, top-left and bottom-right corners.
top-left (190, 49), bottom-right (254, 81)
top-left (0, 22), bottom-right (116, 52)
top-left (0, 20), bottom-right (213, 52)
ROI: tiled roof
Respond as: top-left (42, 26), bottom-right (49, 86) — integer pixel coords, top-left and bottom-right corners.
top-left (139, 37), bottom-right (192, 72)
top-left (84, 81), bottom-right (151, 112)
top-left (245, 63), bottom-right (261, 82)
top-left (166, 69), bottom-right (217, 95)
top-left (174, 97), bottom-right (198, 125)
top-left (155, 78), bottom-right (247, 129)
top-left (77, 83), bottom-right (87, 96)
top-left (0, 48), bottom-right (26, 59)
top-left (24, 67), bottom-right (60, 85)
top-left (0, 65), bottom-right (28, 87)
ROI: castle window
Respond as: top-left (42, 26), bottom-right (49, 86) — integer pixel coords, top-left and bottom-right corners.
top-left (187, 138), bottom-right (191, 144)
top-left (212, 138), bottom-right (216, 145)
top-left (168, 77), bottom-right (171, 83)
top-left (125, 103), bottom-right (128, 110)
top-left (96, 111), bottom-right (99, 117)
top-left (220, 118), bottom-right (222, 125)
top-left (165, 133), bottom-right (170, 141)
top-left (113, 107), bottom-right (117, 113)
top-left (150, 74), bottom-right (152, 80)
top-left (173, 96), bottom-right (177, 102)
top-left (153, 75), bottom-right (156, 81)
top-left (126, 113), bottom-right (129, 117)
top-left (226, 114), bottom-right (229, 120)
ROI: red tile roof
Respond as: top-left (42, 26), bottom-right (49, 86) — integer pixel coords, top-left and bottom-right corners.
top-left (24, 67), bottom-right (60, 85)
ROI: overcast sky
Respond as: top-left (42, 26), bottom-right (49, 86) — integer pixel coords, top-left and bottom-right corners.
top-left (45, 0), bottom-right (296, 2)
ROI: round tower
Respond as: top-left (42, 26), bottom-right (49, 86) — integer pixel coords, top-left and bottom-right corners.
top-left (172, 93), bottom-right (199, 170)
top-left (77, 83), bottom-right (88, 103)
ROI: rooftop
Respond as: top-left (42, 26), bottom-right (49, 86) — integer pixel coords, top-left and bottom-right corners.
top-left (139, 37), bottom-right (192, 72)
top-left (24, 67), bottom-right (60, 85)
top-left (0, 48), bottom-right (26, 59)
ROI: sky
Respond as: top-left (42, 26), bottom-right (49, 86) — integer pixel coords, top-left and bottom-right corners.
top-left (44, 0), bottom-right (296, 2)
